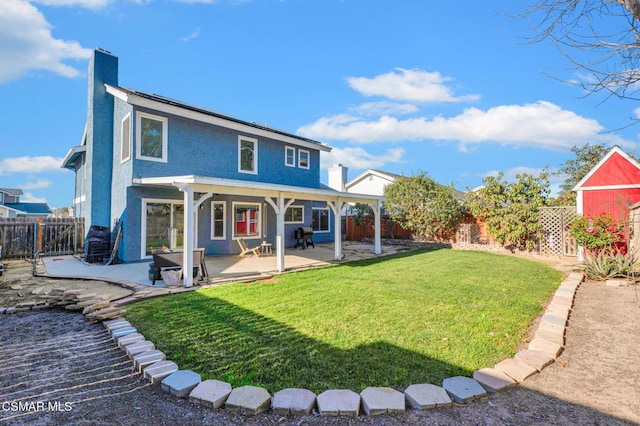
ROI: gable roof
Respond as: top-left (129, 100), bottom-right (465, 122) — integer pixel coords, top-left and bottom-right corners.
top-left (345, 169), bottom-right (402, 190)
top-left (0, 188), bottom-right (23, 197)
top-left (573, 146), bottom-right (640, 191)
top-left (105, 85), bottom-right (331, 153)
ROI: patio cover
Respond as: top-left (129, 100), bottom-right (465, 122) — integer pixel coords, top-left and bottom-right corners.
top-left (133, 175), bottom-right (385, 286)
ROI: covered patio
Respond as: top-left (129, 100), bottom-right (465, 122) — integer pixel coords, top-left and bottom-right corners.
top-left (135, 175), bottom-right (385, 287)
top-left (42, 242), bottom-right (403, 292)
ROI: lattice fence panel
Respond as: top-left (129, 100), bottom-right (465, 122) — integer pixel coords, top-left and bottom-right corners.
top-left (539, 206), bottom-right (578, 256)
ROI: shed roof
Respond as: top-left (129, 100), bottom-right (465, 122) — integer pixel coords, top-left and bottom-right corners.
top-left (573, 146), bottom-right (640, 191)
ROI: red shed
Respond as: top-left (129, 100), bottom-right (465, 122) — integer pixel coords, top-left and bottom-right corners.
top-left (573, 146), bottom-right (640, 221)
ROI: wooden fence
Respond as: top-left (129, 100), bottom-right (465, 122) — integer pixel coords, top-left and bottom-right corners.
top-left (345, 215), bottom-right (413, 241)
top-left (0, 217), bottom-right (85, 259)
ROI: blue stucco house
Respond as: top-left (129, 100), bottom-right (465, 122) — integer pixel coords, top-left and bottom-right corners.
top-left (62, 48), bottom-right (382, 286)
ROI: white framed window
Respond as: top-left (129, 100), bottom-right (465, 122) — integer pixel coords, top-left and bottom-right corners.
top-left (238, 136), bottom-right (258, 174)
top-left (232, 202), bottom-right (261, 239)
top-left (210, 201), bottom-right (226, 240)
top-left (284, 205), bottom-right (304, 223)
top-left (121, 113), bottom-right (131, 163)
top-left (298, 149), bottom-right (310, 169)
top-left (136, 112), bottom-right (168, 163)
top-left (312, 207), bottom-right (330, 233)
top-left (285, 146), bottom-right (296, 167)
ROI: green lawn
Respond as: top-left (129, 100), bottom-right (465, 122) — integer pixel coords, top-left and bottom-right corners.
top-left (125, 249), bottom-right (561, 393)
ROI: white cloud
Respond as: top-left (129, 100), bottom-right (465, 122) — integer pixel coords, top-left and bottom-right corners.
top-left (320, 147), bottom-right (405, 170)
top-left (181, 27), bottom-right (201, 42)
top-left (299, 101), bottom-right (633, 152)
top-left (0, 156), bottom-right (66, 174)
top-left (347, 68), bottom-right (480, 103)
top-left (20, 179), bottom-right (52, 189)
top-left (0, 0), bottom-right (92, 83)
top-left (351, 101), bottom-right (418, 116)
top-left (31, 0), bottom-right (111, 8)
top-left (20, 192), bottom-right (47, 203)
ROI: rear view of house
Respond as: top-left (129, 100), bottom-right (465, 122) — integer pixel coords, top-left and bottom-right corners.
top-left (62, 49), bottom-right (383, 285)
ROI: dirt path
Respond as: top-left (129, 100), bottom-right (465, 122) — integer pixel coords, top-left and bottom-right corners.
top-left (0, 262), bottom-right (639, 425)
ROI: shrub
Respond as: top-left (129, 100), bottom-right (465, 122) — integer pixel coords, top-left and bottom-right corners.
top-left (569, 213), bottom-right (627, 255)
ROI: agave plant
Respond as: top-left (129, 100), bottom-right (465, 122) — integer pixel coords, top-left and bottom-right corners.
top-left (580, 250), bottom-right (640, 280)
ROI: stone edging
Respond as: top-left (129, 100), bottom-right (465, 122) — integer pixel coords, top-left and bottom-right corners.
top-left (1, 268), bottom-right (583, 417)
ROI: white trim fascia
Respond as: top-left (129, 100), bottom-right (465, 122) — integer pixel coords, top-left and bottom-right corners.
top-left (133, 175), bottom-right (385, 204)
top-left (572, 146), bottom-right (640, 191)
top-left (106, 84), bottom-right (331, 153)
top-left (576, 184), bottom-right (640, 190)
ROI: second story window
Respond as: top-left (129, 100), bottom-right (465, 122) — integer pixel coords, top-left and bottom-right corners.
top-left (137, 112), bottom-right (168, 163)
top-left (238, 136), bottom-right (258, 174)
top-left (299, 149), bottom-right (310, 169)
top-left (285, 146), bottom-right (295, 167)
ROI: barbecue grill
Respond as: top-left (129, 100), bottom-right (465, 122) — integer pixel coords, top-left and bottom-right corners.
top-left (294, 227), bottom-right (314, 249)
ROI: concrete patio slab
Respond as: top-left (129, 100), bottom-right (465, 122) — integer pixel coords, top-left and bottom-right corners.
top-left (360, 387), bottom-right (405, 415)
top-left (473, 368), bottom-right (517, 392)
top-left (271, 388), bottom-right (316, 415)
top-left (442, 376), bottom-right (487, 404)
top-left (495, 358), bottom-right (538, 382)
top-left (225, 385), bottom-right (271, 415)
top-left (317, 389), bottom-right (360, 417)
top-left (161, 370), bottom-right (201, 397)
top-left (404, 383), bottom-right (452, 409)
top-left (189, 380), bottom-right (232, 409)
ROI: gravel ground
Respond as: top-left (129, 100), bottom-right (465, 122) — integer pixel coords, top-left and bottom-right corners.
top-left (0, 262), bottom-right (639, 425)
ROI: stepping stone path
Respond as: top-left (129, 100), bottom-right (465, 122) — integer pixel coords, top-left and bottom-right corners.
top-left (404, 383), bottom-right (452, 409)
top-left (111, 326), bottom-right (137, 339)
top-left (125, 340), bottom-right (155, 358)
top-left (225, 385), bottom-right (271, 415)
top-left (514, 349), bottom-right (554, 371)
top-left (316, 389), bottom-right (360, 417)
top-left (161, 370), bottom-right (201, 397)
top-left (116, 332), bottom-right (145, 348)
top-left (360, 387), bottom-right (405, 416)
top-left (144, 360), bottom-right (179, 384)
top-left (133, 349), bottom-right (166, 372)
top-left (189, 380), bottom-right (233, 409)
top-left (271, 388), bottom-right (316, 415)
top-left (473, 368), bottom-right (517, 393)
top-left (442, 376), bottom-right (487, 403)
top-left (495, 358), bottom-right (538, 383)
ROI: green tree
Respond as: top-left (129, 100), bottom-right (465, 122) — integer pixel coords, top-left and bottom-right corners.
top-left (383, 173), bottom-right (464, 242)
top-left (552, 143), bottom-right (610, 205)
top-left (465, 172), bottom-right (550, 251)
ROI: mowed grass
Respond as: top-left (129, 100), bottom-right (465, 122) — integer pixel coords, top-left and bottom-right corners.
top-left (125, 249), bottom-right (561, 393)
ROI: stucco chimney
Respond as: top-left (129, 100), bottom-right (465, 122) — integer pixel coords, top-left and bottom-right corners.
top-left (328, 164), bottom-right (348, 192)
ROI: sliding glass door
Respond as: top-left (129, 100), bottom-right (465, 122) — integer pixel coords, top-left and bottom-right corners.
top-left (144, 200), bottom-right (184, 256)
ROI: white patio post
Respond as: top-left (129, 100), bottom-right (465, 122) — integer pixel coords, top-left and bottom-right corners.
top-left (329, 198), bottom-right (344, 261)
top-left (374, 199), bottom-right (382, 255)
top-left (179, 184), bottom-right (194, 287)
top-left (265, 194), bottom-right (295, 273)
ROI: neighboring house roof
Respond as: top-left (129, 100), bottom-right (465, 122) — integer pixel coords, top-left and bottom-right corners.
top-left (104, 85), bottom-right (332, 153)
top-left (4, 203), bottom-right (51, 216)
top-left (0, 188), bottom-right (23, 197)
top-left (573, 145), bottom-right (640, 191)
top-left (345, 169), bottom-right (402, 191)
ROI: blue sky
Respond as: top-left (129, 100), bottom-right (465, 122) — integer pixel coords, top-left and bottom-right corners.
top-left (2, 0), bottom-right (639, 209)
